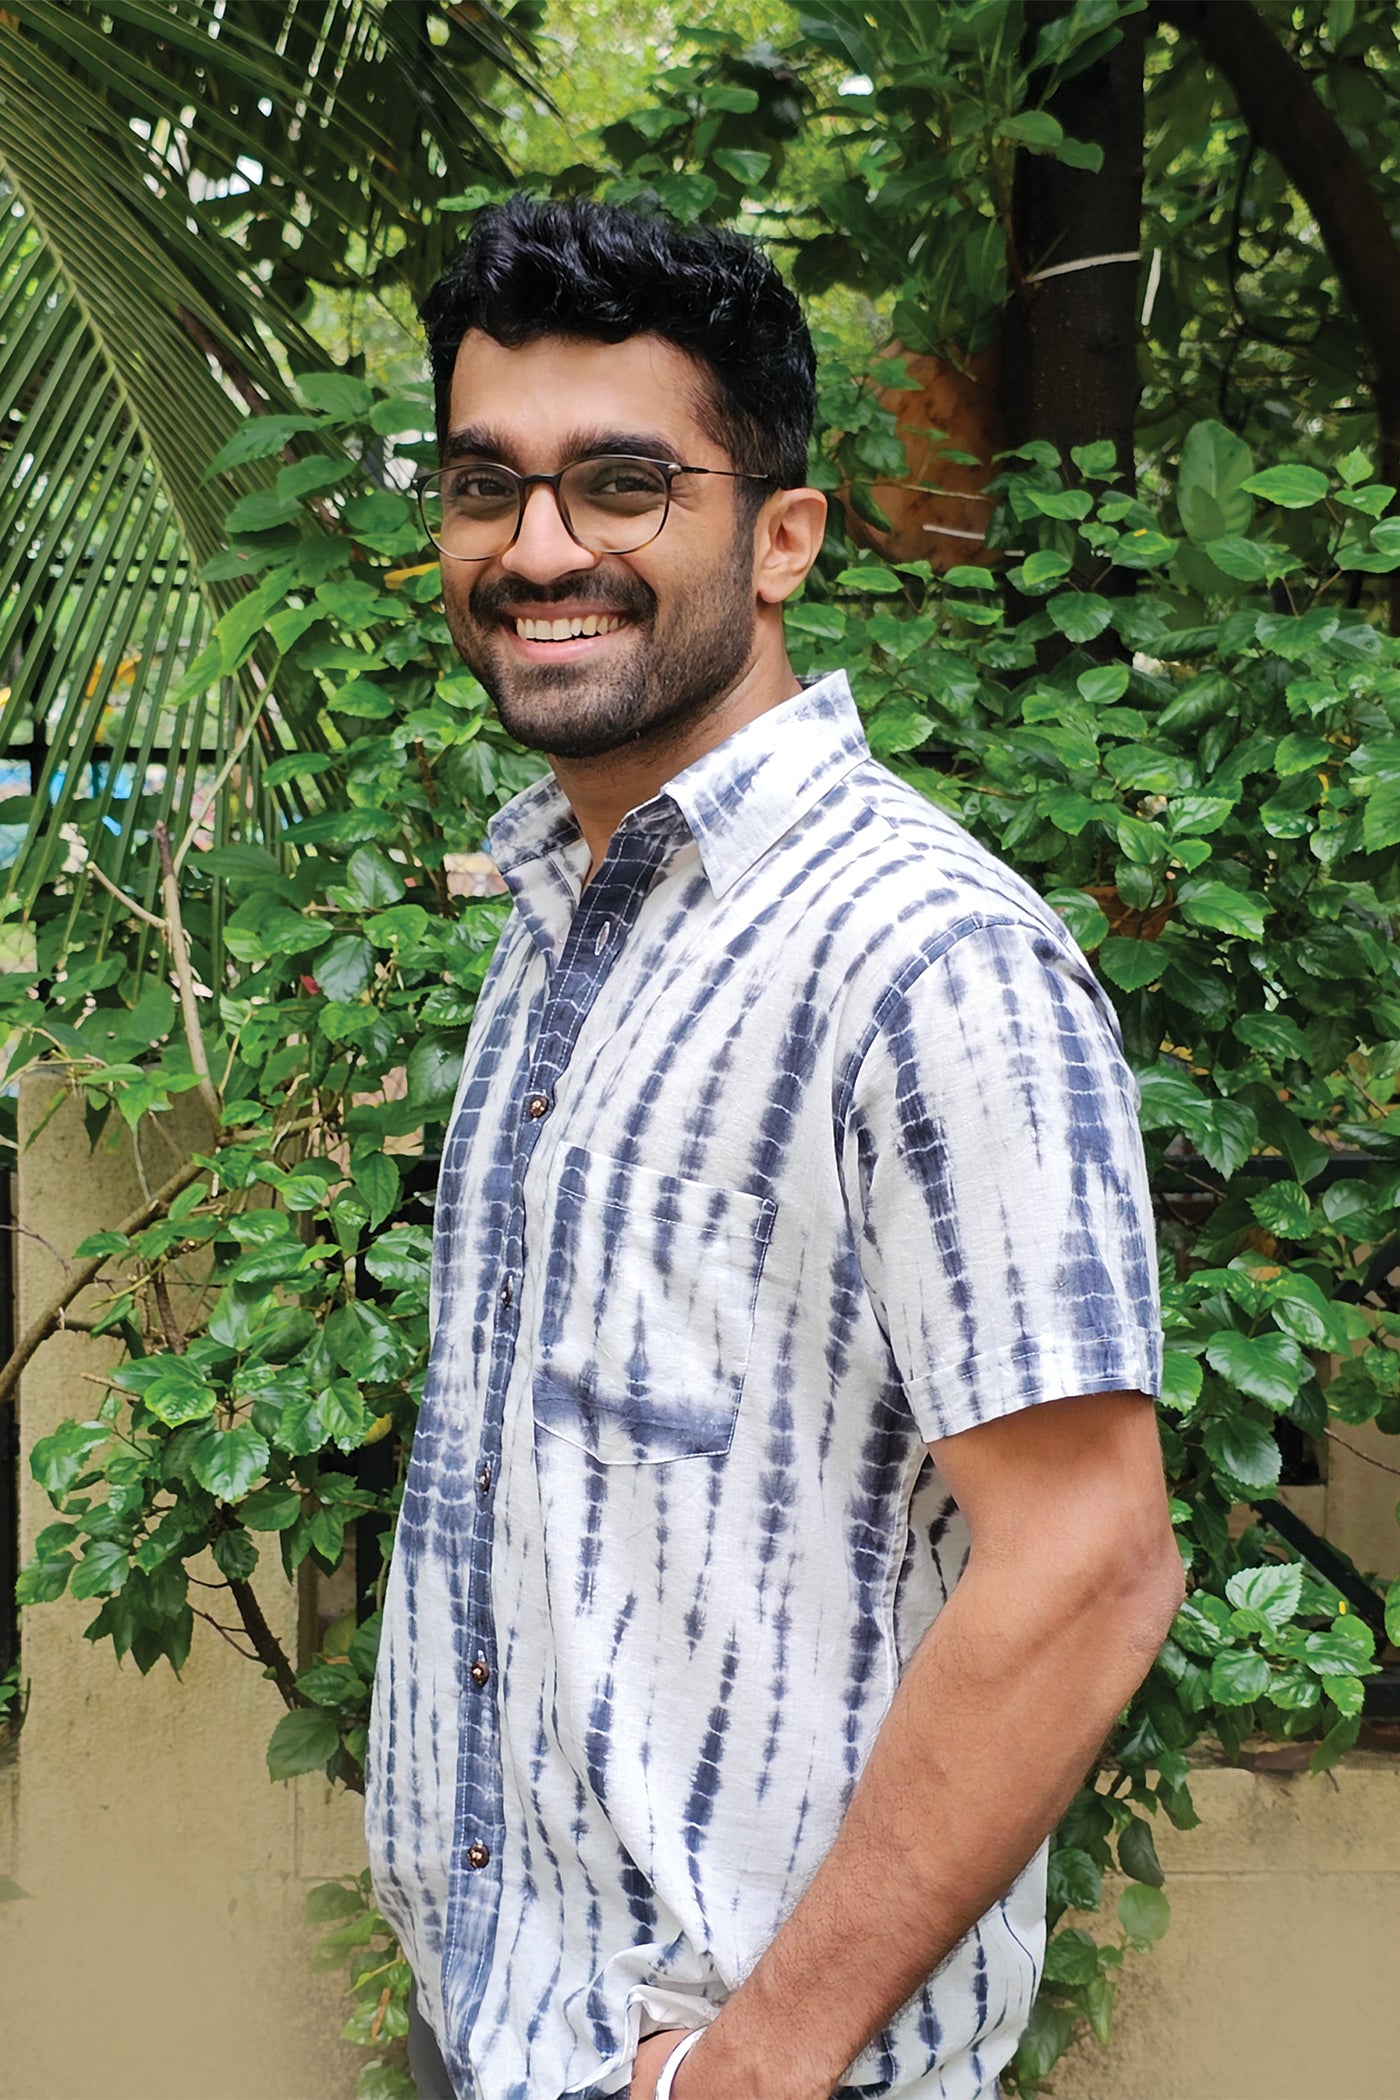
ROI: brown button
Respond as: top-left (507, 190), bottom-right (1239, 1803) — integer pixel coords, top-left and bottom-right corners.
top-left (499, 1280), bottom-right (513, 1308)
top-left (526, 1091), bottom-right (551, 1119)
top-left (466, 1840), bottom-right (490, 1870)
top-left (476, 1463), bottom-right (492, 1494)
top-left (470, 1658), bottom-right (490, 1688)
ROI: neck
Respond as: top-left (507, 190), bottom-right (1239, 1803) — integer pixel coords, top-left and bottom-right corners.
top-left (550, 643), bottom-right (801, 880)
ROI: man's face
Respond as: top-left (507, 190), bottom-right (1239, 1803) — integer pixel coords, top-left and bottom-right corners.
top-left (437, 331), bottom-right (763, 761)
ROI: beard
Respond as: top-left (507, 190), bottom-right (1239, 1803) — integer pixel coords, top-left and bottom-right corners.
top-left (441, 528), bottom-right (759, 762)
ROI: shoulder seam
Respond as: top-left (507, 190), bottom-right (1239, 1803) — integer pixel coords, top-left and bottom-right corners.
top-left (832, 911), bottom-right (1060, 1128)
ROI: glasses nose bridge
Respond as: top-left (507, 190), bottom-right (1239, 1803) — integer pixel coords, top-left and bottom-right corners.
top-left (514, 466), bottom-right (583, 553)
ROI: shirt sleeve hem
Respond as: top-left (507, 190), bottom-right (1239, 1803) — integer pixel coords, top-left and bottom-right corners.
top-left (907, 1333), bottom-right (1164, 1445)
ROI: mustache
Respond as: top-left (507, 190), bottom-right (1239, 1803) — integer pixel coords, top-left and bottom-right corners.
top-left (470, 570), bottom-right (657, 625)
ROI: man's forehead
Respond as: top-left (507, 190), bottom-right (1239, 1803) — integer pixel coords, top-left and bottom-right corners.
top-left (446, 328), bottom-right (715, 459)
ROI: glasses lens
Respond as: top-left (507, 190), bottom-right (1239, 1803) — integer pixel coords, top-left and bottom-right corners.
top-left (421, 465), bottom-right (520, 560)
top-left (560, 457), bottom-right (670, 552)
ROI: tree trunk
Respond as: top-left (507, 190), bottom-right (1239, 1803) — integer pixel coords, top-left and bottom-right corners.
top-left (998, 2), bottom-right (1146, 486)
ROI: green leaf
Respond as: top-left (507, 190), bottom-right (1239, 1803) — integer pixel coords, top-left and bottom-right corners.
top-left (212, 1528), bottom-right (260, 1581)
top-left (1247, 1182), bottom-right (1312, 1239)
top-left (1098, 936), bottom-right (1165, 991)
top-left (712, 148), bottom-right (771, 187)
top-left (1205, 1331), bottom-right (1304, 1412)
top-left (29, 1420), bottom-right (109, 1498)
top-left (1203, 1413), bottom-right (1280, 1493)
top-left (1042, 1925), bottom-right (1100, 1985)
top-left (306, 1880), bottom-right (362, 1925)
top-left (344, 847), bottom-right (405, 909)
top-left (406, 1032), bottom-right (466, 1113)
top-left (1177, 420), bottom-right (1255, 542)
top-left (1210, 1647), bottom-right (1271, 1705)
top-left (70, 1540), bottom-right (129, 1601)
top-left (1159, 1349), bottom-right (1203, 1413)
top-left (1240, 464), bottom-right (1329, 508)
top-left (1013, 549), bottom-right (1073, 592)
top-left (354, 1152), bottom-right (401, 1230)
top-left (296, 372), bottom-right (375, 422)
top-left (1176, 881), bottom-right (1268, 941)
top-left (1225, 1563), bottom-right (1303, 1629)
top-left (1046, 890), bottom-right (1110, 950)
top-left (314, 936), bottom-right (377, 1002)
top-left (1077, 663), bottom-right (1130, 705)
top-left (1311, 1713), bottom-right (1361, 1773)
top-left (1387, 1580), bottom-right (1400, 1651)
top-left (1117, 1816), bottom-right (1164, 1887)
top-left (1235, 1012), bottom-right (1309, 1064)
top-left (238, 1484), bottom-right (304, 1532)
top-left (834, 565), bottom-right (904, 595)
top-left (1116, 1882), bottom-right (1171, 1945)
top-left (1204, 536), bottom-right (1300, 584)
top-left (1047, 592), bottom-right (1113, 642)
top-left (1362, 777), bottom-right (1400, 851)
top-left (266, 1706), bottom-right (343, 1781)
top-left (1274, 732), bottom-right (1333, 777)
top-left (187, 1424), bottom-right (270, 1502)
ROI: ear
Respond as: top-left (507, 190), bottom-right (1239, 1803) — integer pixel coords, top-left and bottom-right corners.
top-left (752, 487), bottom-right (829, 606)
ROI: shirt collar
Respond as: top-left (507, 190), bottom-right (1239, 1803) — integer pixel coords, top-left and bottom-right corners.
top-left (486, 669), bottom-right (869, 934)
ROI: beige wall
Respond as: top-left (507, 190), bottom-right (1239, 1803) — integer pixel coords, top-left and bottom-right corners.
top-left (3, 1081), bottom-right (1398, 2100)
top-left (0, 1083), bottom-right (366, 2100)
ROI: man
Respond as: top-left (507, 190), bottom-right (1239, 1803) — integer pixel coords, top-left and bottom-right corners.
top-left (365, 196), bottom-right (1183, 2100)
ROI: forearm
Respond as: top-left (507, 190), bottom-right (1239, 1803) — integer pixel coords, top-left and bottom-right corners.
top-left (673, 1547), bottom-right (1179, 2100)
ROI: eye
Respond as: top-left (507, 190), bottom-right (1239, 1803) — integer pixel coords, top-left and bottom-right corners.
top-left (445, 466), bottom-right (517, 511)
top-left (576, 458), bottom-right (670, 510)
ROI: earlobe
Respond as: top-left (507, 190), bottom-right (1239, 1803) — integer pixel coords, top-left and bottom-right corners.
top-left (755, 488), bottom-right (830, 606)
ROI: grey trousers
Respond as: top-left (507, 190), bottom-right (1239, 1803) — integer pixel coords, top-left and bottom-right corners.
top-left (408, 1990), bottom-right (459, 2100)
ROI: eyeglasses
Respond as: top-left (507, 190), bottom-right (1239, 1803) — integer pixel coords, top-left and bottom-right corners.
top-left (414, 454), bottom-right (775, 563)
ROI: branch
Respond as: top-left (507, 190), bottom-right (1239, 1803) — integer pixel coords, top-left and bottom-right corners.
top-left (1158, 2), bottom-right (1400, 595)
top-left (0, 1156), bottom-right (207, 1411)
top-left (227, 1575), bottom-right (303, 1711)
top-left (154, 821), bottom-right (222, 1136)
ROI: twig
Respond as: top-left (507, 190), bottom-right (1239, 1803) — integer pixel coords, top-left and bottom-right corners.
top-left (85, 856), bottom-right (165, 931)
top-left (1325, 1428), bottom-right (1400, 1478)
top-left (151, 1271), bottom-right (186, 1356)
top-left (154, 821), bottom-right (223, 1137)
top-left (0, 1157), bottom-right (207, 1412)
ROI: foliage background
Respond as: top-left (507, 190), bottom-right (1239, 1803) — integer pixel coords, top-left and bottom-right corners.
top-left (5, 2), bottom-right (1400, 2093)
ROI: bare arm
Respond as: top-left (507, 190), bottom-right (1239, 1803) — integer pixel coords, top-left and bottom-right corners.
top-left (631, 1389), bottom-right (1183, 2100)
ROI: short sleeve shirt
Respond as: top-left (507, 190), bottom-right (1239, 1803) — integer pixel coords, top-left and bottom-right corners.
top-left (365, 670), bottom-right (1162, 2100)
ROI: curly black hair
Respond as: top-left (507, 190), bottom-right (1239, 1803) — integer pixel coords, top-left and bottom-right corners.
top-left (420, 195), bottom-right (816, 488)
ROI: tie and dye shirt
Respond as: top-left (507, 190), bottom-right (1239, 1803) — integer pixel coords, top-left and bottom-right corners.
top-left (365, 669), bottom-right (1162, 2100)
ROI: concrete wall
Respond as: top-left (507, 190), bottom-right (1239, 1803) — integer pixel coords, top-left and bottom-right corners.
top-left (1060, 1754), bottom-right (1400, 2100)
top-left (0, 1083), bottom-right (366, 2100)
top-left (3, 1081), bottom-right (1398, 2099)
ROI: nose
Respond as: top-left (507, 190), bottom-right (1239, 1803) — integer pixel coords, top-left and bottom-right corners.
top-left (498, 481), bottom-right (598, 584)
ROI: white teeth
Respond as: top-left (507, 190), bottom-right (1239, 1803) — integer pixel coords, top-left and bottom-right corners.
top-left (514, 614), bottom-right (625, 641)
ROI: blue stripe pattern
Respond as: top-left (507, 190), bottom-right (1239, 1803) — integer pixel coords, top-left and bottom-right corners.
top-left (366, 671), bottom-right (1162, 2100)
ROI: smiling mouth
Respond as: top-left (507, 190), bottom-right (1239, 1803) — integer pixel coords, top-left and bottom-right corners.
top-left (512, 613), bottom-right (629, 641)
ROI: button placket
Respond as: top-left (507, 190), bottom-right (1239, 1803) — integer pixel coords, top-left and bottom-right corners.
top-left (441, 818), bottom-right (677, 2023)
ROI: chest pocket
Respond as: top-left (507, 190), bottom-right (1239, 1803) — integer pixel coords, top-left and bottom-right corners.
top-left (531, 1144), bottom-right (776, 1465)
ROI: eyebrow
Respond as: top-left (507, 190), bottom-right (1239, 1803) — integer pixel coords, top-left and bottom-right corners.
top-left (442, 425), bottom-right (686, 467)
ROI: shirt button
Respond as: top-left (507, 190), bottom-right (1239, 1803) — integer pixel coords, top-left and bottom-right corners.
top-left (466, 1841), bottom-right (490, 1870)
top-left (526, 1091), bottom-right (551, 1119)
top-left (477, 1463), bottom-right (492, 1495)
top-left (499, 1279), bottom-right (513, 1309)
top-left (470, 1658), bottom-right (491, 1688)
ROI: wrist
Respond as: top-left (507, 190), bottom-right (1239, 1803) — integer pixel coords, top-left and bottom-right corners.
top-left (656, 2028), bottom-right (706, 2100)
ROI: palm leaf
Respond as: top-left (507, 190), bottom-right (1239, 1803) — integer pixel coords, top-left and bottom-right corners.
top-left (0, 0), bottom-right (536, 943)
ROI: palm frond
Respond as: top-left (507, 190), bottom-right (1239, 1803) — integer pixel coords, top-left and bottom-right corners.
top-left (0, 0), bottom-right (535, 953)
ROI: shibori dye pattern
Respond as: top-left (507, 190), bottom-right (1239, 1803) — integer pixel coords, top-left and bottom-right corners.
top-left (365, 669), bottom-right (1163, 2100)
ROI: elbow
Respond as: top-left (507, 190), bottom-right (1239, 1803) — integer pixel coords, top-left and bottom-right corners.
top-left (1110, 1515), bottom-right (1186, 1670)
